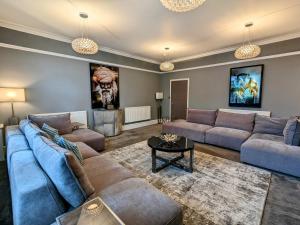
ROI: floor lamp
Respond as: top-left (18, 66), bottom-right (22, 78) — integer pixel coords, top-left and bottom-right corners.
top-left (155, 92), bottom-right (163, 124)
top-left (0, 88), bottom-right (26, 125)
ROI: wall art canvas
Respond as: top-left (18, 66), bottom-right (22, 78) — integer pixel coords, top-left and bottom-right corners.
top-left (229, 65), bottom-right (264, 108)
top-left (90, 63), bottom-right (119, 109)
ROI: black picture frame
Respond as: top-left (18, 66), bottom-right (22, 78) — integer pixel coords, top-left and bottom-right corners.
top-left (229, 64), bottom-right (264, 108)
top-left (90, 63), bottom-right (120, 109)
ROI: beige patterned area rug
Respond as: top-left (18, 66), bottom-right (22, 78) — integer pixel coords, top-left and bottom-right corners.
top-left (103, 141), bottom-right (271, 225)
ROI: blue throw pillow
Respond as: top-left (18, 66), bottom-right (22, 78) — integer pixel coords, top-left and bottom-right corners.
top-left (42, 123), bottom-right (59, 138)
top-left (32, 135), bottom-right (94, 207)
top-left (53, 135), bottom-right (83, 164)
top-left (19, 119), bottom-right (50, 149)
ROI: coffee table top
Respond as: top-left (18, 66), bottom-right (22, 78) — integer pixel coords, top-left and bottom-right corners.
top-left (148, 136), bottom-right (194, 152)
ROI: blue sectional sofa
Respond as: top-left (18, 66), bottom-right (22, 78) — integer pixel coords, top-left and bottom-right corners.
top-left (6, 120), bottom-right (182, 225)
top-left (163, 109), bottom-right (300, 177)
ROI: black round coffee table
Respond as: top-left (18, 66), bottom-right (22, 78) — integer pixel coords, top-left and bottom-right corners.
top-left (148, 136), bottom-right (194, 173)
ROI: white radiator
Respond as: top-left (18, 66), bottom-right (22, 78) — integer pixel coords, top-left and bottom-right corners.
top-left (124, 106), bottom-right (151, 124)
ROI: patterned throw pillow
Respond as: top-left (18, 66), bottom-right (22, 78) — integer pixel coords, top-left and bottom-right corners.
top-left (53, 135), bottom-right (83, 164)
top-left (42, 123), bottom-right (59, 138)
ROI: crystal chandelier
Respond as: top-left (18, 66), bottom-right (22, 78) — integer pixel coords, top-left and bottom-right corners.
top-left (160, 0), bottom-right (206, 12)
top-left (160, 47), bottom-right (175, 72)
top-left (234, 23), bottom-right (261, 60)
top-left (71, 13), bottom-right (99, 55)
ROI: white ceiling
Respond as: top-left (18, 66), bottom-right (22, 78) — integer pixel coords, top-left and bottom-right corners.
top-left (1, 0), bottom-right (300, 63)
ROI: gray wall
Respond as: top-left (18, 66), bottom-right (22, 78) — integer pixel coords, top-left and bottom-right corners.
top-left (0, 47), bottom-right (161, 126)
top-left (174, 38), bottom-right (300, 70)
top-left (0, 27), bottom-right (160, 72)
top-left (161, 55), bottom-right (300, 118)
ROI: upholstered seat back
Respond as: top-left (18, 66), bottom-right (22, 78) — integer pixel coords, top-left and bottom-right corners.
top-left (6, 126), bottom-right (67, 225)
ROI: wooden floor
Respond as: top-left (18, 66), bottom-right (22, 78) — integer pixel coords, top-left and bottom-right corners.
top-left (105, 124), bottom-right (162, 152)
top-left (1, 124), bottom-right (300, 225)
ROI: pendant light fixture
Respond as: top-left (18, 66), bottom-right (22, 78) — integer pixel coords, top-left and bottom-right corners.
top-left (160, 0), bottom-right (206, 12)
top-left (71, 12), bottom-right (99, 55)
top-left (234, 22), bottom-right (261, 60)
top-left (160, 47), bottom-right (175, 72)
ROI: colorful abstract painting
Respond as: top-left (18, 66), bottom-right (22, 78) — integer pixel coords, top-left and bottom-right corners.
top-left (229, 65), bottom-right (264, 108)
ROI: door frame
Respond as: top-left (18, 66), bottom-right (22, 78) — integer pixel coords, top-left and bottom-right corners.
top-left (169, 78), bottom-right (190, 120)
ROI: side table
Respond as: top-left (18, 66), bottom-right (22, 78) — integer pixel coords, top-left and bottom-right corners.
top-left (93, 110), bottom-right (123, 137)
top-left (56, 197), bottom-right (124, 225)
top-left (0, 124), bottom-right (4, 161)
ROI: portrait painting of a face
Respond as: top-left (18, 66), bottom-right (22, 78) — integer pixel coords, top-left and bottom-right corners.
top-left (90, 63), bottom-right (119, 109)
top-left (229, 65), bottom-right (264, 108)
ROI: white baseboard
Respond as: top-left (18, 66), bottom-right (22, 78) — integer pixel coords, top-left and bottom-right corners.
top-left (122, 119), bottom-right (158, 131)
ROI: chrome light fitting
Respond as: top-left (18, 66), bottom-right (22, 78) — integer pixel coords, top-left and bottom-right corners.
top-left (71, 12), bottom-right (99, 55)
top-left (234, 22), bottom-right (261, 60)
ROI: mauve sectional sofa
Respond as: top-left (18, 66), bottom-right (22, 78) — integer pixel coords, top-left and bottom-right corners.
top-left (163, 109), bottom-right (300, 177)
top-left (6, 118), bottom-right (182, 225)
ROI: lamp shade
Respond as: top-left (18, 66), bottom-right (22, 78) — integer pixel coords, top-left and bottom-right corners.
top-left (155, 92), bottom-right (164, 100)
top-left (0, 88), bottom-right (25, 102)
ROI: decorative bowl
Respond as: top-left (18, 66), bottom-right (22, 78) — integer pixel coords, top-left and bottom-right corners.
top-left (160, 134), bottom-right (178, 143)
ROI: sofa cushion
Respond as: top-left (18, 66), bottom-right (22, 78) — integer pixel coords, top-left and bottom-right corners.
top-left (253, 115), bottom-right (287, 136)
top-left (205, 127), bottom-right (251, 151)
top-left (6, 126), bottom-right (31, 171)
top-left (186, 109), bottom-right (217, 126)
top-left (19, 119), bottom-right (50, 149)
top-left (241, 139), bottom-right (300, 177)
top-left (32, 135), bottom-right (95, 207)
top-left (9, 150), bottom-right (67, 225)
top-left (99, 177), bottom-right (182, 225)
top-left (283, 117), bottom-right (300, 146)
top-left (28, 113), bottom-right (72, 135)
top-left (70, 128), bottom-right (105, 152)
top-left (249, 133), bottom-right (284, 143)
top-left (74, 142), bottom-right (99, 159)
top-left (215, 111), bottom-right (255, 132)
top-left (62, 133), bottom-right (81, 142)
top-left (83, 155), bottom-right (134, 193)
top-left (162, 120), bottom-right (213, 143)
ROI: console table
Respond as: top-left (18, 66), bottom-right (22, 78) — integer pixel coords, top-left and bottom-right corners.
top-left (94, 110), bottom-right (123, 137)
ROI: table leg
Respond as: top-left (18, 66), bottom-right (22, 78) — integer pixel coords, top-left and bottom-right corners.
top-left (190, 149), bottom-right (194, 172)
top-left (152, 148), bottom-right (157, 173)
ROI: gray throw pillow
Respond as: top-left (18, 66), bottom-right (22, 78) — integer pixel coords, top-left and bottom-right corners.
top-left (283, 117), bottom-right (298, 145)
top-left (292, 120), bottom-right (300, 146)
top-left (283, 117), bottom-right (300, 146)
top-left (253, 115), bottom-right (288, 136)
top-left (28, 113), bottom-right (72, 135)
top-left (215, 111), bottom-right (255, 132)
top-left (186, 109), bottom-right (217, 126)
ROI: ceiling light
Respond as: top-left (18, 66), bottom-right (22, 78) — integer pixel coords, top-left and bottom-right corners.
top-left (71, 12), bottom-right (99, 55)
top-left (160, 0), bottom-right (206, 12)
top-left (160, 47), bottom-right (175, 72)
top-left (235, 23), bottom-right (261, 60)
top-left (160, 61), bottom-right (175, 72)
